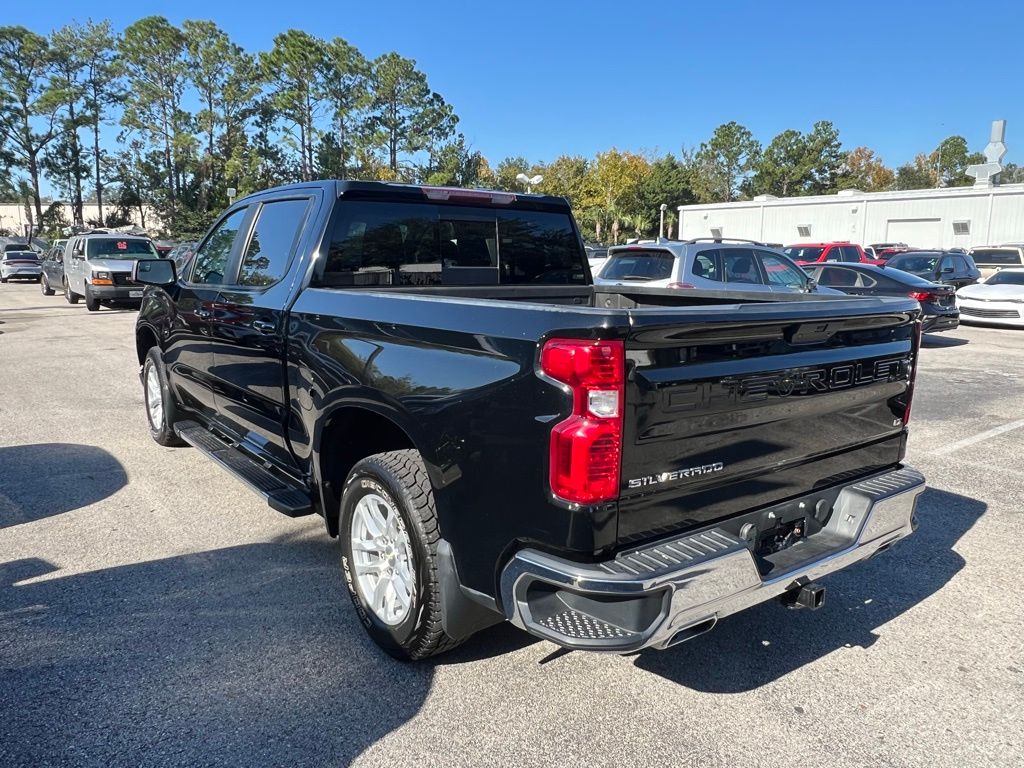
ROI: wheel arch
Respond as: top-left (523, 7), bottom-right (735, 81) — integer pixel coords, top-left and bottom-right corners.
top-left (136, 323), bottom-right (161, 365)
top-left (315, 403), bottom-right (425, 537)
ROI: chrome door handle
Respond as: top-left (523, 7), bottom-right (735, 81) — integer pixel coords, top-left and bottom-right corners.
top-left (195, 308), bottom-right (212, 318)
top-left (252, 320), bottom-right (276, 334)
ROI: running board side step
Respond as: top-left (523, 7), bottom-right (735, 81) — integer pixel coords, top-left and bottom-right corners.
top-left (174, 420), bottom-right (314, 517)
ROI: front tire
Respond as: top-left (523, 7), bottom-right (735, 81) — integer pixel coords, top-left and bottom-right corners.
top-left (84, 285), bottom-right (100, 312)
top-left (64, 279), bottom-right (80, 304)
top-left (339, 450), bottom-right (461, 660)
top-left (142, 347), bottom-right (185, 446)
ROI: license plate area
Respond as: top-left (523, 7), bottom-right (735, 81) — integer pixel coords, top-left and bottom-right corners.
top-left (129, 290), bottom-right (143, 298)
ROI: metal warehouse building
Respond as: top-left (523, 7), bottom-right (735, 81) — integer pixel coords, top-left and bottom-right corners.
top-left (676, 183), bottom-right (1024, 250)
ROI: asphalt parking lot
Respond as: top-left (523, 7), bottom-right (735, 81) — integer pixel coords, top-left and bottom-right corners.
top-left (2, 282), bottom-right (1023, 768)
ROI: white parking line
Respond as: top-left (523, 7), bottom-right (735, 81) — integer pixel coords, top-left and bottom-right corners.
top-left (930, 418), bottom-right (1024, 456)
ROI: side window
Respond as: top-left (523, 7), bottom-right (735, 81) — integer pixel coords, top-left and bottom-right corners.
top-left (757, 250), bottom-right (807, 288)
top-left (817, 266), bottom-right (857, 287)
top-left (238, 199), bottom-right (310, 286)
top-left (842, 246), bottom-right (862, 263)
top-left (191, 207), bottom-right (248, 285)
top-left (723, 248), bottom-right (763, 284)
top-left (954, 256), bottom-right (970, 272)
top-left (824, 246), bottom-right (843, 262)
top-left (692, 249), bottom-right (722, 281)
top-left (939, 256), bottom-right (955, 273)
top-left (72, 239), bottom-right (84, 257)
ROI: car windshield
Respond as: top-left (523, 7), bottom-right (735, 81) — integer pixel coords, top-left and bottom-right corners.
top-left (888, 255), bottom-right (939, 275)
top-left (86, 238), bottom-right (158, 260)
top-left (600, 250), bottom-right (675, 281)
top-left (986, 271), bottom-right (1024, 286)
top-left (783, 247), bottom-right (824, 261)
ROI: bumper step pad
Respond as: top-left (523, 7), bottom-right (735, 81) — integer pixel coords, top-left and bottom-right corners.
top-left (502, 465), bottom-right (925, 652)
top-left (174, 421), bottom-right (313, 517)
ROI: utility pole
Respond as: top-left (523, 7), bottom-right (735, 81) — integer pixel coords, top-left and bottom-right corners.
top-left (659, 203), bottom-right (668, 238)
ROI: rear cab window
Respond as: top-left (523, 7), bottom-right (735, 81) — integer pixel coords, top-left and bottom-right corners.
top-left (320, 201), bottom-right (587, 287)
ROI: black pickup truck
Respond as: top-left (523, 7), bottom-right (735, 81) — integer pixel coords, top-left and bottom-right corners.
top-left (133, 181), bottom-right (926, 660)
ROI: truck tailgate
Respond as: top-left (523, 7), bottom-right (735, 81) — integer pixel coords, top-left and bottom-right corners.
top-left (618, 299), bottom-right (919, 546)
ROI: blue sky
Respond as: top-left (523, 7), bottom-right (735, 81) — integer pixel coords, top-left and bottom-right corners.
top-left (8, 0), bottom-right (1023, 169)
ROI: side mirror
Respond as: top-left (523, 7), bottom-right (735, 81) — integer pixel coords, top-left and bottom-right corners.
top-left (133, 259), bottom-right (176, 286)
top-left (805, 277), bottom-right (817, 292)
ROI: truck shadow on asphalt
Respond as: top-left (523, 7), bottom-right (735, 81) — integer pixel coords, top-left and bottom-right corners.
top-left (0, 533), bottom-right (436, 767)
top-left (921, 334), bottom-right (970, 348)
top-left (0, 444), bottom-right (127, 529)
top-left (633, 487), bottom-right (984, 692)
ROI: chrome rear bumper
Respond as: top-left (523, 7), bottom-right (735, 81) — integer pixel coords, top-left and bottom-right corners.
top-left (500, 466), bottom-right (925, 652)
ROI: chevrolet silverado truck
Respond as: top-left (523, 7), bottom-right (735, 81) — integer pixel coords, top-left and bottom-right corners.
top-left (132, 181), bottom-right (926, 660)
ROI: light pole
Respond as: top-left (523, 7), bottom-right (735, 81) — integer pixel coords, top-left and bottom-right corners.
top-left (516, 173), bottom-right (543, 193)
top-left (659, 203), bottom-right (668, 239)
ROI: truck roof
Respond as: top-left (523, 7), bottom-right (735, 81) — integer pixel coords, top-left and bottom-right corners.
top-left (234, 180), bottom-right (573, 213)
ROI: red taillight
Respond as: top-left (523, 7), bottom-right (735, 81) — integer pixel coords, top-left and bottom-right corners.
top-left (907, 290), bottom-right (934, 302)
top-left (666, 282), bottom-right (696, 289)
top-left (903, 320), bottom-right (923, 425)
top-left (541, 339), bottom-right (624, 504)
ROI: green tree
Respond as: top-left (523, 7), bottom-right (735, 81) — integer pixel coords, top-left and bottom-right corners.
top-left (78, 20), bottom-right (120, 227)
top-left (118, 16), bottom-right (189, 227)
top-left (692, 121), bottom-right (760, 202)
top-left (260, 30), bottom-right (327, 182)
top-left (47, 23), bottom-right (91, 225)
top-left (366, 52), bottom-right (456, 180)
top-left (931, 135), bottom-right (985, 187)
top-left (591, 149), bottom-right (651, 243)
top-left (535, 154), bottom-right (598, 209)
top-left (423, 134), bottom-right (487, 186)
top-left (839, 146), bottom-right (895, 191)
top-left (635, 153), bottom-right (695, 234)
top-left (750, 129), bottom-right (809, 197)
top-left (262, 30), bottom-right (329, 182)
top-left (895, 153), bottom-right (937, 190)
top-left (320, 37), bottom-right (369, 179)
top-left (0, 26), bottom-right (61, 229)
top-left (802, 120), bottom-right (844, 194)
top-left (494, 156), bottom-right (531, 191)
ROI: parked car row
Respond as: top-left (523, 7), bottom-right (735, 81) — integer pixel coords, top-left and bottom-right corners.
top-left (587, 236), bottom-right (1024, 334)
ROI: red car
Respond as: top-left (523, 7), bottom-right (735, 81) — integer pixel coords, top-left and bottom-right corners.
top-left (783, 241), bottom-right (885, 267)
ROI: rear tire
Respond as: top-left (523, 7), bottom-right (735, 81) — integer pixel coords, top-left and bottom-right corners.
top-left (0, 277), bottom-right (7, 283)
top-left (64, 279), bottom-right (80, 304)
top-left (84, 285), bottom-right (100, 312)
top-left (339, 449), bottom-right (462, 661)
top-left (41, 275), bottom-right (54, 295)
top-left (142, 347), bottom-right (185, 447)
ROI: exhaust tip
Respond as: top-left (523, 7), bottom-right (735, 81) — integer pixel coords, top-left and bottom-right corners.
top-left (666, 617), bottom-right (717, 647)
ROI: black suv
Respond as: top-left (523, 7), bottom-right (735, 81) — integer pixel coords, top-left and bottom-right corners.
top-left (885, 250), bottom-right (981, 290)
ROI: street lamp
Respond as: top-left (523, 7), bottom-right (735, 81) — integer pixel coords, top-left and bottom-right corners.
top-left (516, 173), bottom-right (543, 193)
top-left (659, 203), bottom-right (668, 239)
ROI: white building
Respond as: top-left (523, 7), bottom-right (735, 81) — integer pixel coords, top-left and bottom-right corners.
top-left (0, 202), bottom-right (158, 236)
top-left (677, 183), bottom-right (1024, 249)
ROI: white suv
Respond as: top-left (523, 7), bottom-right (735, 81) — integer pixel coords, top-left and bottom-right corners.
top-left (593, 238), bottom-right (825, 294)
